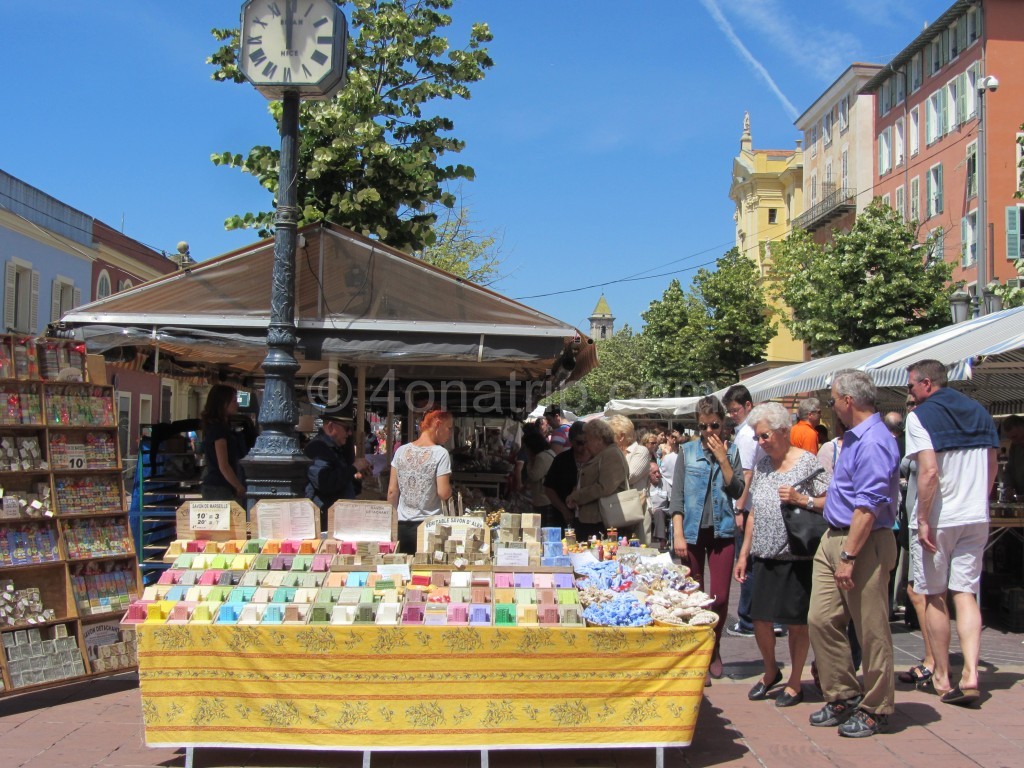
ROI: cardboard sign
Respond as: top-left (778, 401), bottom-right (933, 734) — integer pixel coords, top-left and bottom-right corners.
top-left (66, 444), bottom-right (88, 470)
top-left (175, 501), bottom-right (246, 541)
top-left (495, 548), bottom-right (530, 567)
top-left (189, 502), bottom-right (232, 531)
top-left (330, 500), bottom-right (396, 541)
top-left (251, 499), bottom-right (318, 540)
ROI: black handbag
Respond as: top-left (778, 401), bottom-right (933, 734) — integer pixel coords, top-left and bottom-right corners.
top-left (780, 467), bottom-right (829, 557)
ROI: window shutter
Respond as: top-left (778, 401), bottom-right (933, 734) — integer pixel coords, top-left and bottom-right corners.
top-left (961, 217), bottom-right (969, 267)
top-left (4, 261), bottom-right (16, 331)
top-left (958, 19), bottom-right (967, 52)
top-left (927, 172), bottom-right (933, 216)
top-left (937, 165), bottom-right (944, 213)
top-left (1008, 207), bottom-right (1021, 261)
top-left (72, 287), bottom-right (81, 310)
top-left (940, 89), bottom-right (949, 136)
top-left (29, 270), bottom-right (39, 334)
top-left (51, 279), bottom-right (62, 323)
top-left (957, 73), bottom-right (967, 125)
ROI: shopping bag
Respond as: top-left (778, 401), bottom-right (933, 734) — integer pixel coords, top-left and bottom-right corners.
top-left (781, 467), bottom-right (828, 557)
top-left (599, 488), bottom-right (646, 528)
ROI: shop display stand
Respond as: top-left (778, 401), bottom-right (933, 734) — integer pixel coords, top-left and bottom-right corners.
top-left (0, 374), bottom-right (141, 698)
top-left (130, 420), bottom-right (202, 584)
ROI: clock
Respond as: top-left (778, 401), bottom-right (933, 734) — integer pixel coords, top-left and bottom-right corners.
top-left (239, 0), bottom-right (347, 100)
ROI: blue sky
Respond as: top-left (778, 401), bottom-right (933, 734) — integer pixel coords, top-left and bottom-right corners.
top-left (1, 0), bottom-right (953, 335)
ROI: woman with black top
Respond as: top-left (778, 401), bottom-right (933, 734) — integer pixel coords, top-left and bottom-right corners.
top-left (200, 384), bottom-right (246, 501)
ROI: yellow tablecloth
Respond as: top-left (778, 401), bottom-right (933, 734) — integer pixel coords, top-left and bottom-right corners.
top-left (137, 623), bottom-right (713, 750)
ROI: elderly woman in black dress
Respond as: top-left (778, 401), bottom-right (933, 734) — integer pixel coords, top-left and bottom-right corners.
top-left (734, 402), bottom-right (831, 707)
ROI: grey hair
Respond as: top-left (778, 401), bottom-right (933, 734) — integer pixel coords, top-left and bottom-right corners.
top-left (797, 397), bottom-right (821, 420)
top-left (584, 418), bottom-right (616, 446)
top-left (832, 369), bottom-right (877, 407)
top-left (747, 402), bottom-right (792, 432)
top-left (607, 414), bottom-right (636, 443)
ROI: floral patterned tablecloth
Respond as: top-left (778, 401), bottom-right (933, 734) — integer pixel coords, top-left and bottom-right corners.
top-left (137, 623), bottom-right (713, 750)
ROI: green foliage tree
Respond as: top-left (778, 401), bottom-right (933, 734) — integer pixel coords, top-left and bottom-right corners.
top-left (555, 326), bottom-right (655, 415)
top-left (413, 206), bottom-right (505, 285)
top-left (208, 0), bottom-right (493, 253)
top-left (639, 251), bottom-right (775, 392)
top-left (768, 198), bottom-right (956, 356)
top-left (995, 258), bottom-right (1024, 308)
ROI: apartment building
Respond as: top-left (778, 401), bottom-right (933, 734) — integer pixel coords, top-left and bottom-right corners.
top-left (862, 0), bottom-right (1024, 301)
top-left (795, 63), bottom-right (882, 243)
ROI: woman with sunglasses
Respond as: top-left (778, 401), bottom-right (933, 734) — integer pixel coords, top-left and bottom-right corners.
top-left (734, 402), bottom-right (831, 707)
top-left (669, 395), bottom-right (744, 683)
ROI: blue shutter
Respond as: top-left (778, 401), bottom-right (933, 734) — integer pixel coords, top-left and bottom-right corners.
top-left (1008, 206), bottom-right (1021, 261)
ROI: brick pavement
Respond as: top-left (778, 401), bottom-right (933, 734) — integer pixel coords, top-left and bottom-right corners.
top-left (1, 602), bottom-right (1022, 767)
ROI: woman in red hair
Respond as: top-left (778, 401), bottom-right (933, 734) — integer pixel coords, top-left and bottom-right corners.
top-left (388, 408), bottom-right (454, 554)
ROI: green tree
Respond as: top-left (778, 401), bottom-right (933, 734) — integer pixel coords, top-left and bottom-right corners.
top-left (413, 206), bottom-right (505, 285)
top-left (208, 0), bottom-right (494, 252)
top-left (555, 326), bottom-right (654, 415)
top-left (995, 258), bottom-right (1024, 308)
top-left (639, 252), bottom-right (774, 391)
top-left (768, 198), bottom-right (956, 356)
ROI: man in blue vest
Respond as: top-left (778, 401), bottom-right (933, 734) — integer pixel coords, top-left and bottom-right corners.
top-left (904, 359), bottom-right (999, 707)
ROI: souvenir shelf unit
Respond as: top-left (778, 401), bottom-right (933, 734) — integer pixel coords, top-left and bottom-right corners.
top-left (0, 335), bottom-right (140, 697)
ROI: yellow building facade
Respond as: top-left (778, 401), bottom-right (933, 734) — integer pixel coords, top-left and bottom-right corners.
top-left (729, 113), bottom-right (807, 366)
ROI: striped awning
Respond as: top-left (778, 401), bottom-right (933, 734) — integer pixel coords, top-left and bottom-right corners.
top-left (714, 305), bottom-right (1024, 413)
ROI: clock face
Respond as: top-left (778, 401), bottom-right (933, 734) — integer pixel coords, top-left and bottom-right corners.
top-left (240, 0), bottom-right (347, 99)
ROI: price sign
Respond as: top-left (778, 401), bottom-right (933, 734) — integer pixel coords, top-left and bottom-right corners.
top-left (66, 444), bottom-right (87, 470)
top-left (189, 501), bottom-right (231, 531)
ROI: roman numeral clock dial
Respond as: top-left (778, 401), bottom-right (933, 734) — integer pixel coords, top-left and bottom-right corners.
top-left (240, 0), bottom-right (347, 100)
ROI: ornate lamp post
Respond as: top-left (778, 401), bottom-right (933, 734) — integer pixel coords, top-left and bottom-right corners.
top-left (237, 0), bottom-right (348, 503)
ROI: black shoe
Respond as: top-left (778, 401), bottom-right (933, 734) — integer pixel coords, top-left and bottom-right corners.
top-left (838, 709), bottom-right (887, 738)
top-left (748, 669), bottom-right (783, 701)
top-left (809, 695), bottom-right (863, 727)
top-left (726, 622), bottom-right (755, 638)
top-left (775, 687), bottom-right (804, 708)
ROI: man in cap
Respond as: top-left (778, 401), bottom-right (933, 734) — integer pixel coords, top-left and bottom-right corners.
top-left (305, 414), bottom-right (371, 532)
top-left (545, 404), bottom-right (572, 454)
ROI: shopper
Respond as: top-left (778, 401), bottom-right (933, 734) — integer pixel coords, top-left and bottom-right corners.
top-left (609, 415), bottom-right (653, 543)
top-left (200, 384), bottom-right (247, 502)
top-left (566, 419), bottom-right (627, 542)
top-left (735, 402), bottom-right (830, 708)
top-left (669, 395), bottom-right (744, 683)
top-left (808, 370), bottom-right (899, 738)
top-left (306, 414), bottom-right (371, 532)
top-left (387, 408), bottom-right (454, 555)
top-left (543, 421), bottom-right (590, 532)
top-left (905, 359), bottom-right (999, 706)
top-left (523, 427), bottom-right (558, 528)
top-left (791, 398), bottom-right (823, 453)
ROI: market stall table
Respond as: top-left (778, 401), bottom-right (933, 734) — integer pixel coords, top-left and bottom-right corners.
top-left (988, 508), bottom-right (1024, 581)
top-left (135, 622), bottom-right (713, 767)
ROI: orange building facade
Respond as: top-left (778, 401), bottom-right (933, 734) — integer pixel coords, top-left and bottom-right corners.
top-left (863, 0), bottom-right (1024, 302)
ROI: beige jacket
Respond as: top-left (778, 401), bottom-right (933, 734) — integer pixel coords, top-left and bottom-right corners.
top-left (572, 444), bottom-right (629, 524)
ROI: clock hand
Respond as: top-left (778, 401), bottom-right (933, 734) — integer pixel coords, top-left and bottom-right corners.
top-left (285, 1), bottom-right (293, 52)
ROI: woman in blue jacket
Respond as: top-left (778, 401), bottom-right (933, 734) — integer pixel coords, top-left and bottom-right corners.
top-left (670, 395), bottom-right (744, 683)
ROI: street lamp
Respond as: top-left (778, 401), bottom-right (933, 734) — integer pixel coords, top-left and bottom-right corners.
top-left (237, 0), bottom-right (348, 505)
top-left (973, 74), bottom-right (999, 317)
top-left (950, 290), bottom-right (971, 324)
top-left (984, 281), bottom-right (1004, 314)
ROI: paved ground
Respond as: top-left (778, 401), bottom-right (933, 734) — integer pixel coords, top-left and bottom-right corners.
top-left (1, 605), bottom-right (1022, 767)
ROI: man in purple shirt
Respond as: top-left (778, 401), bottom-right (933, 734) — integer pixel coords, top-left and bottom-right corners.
top-left (808, 370), bottom-right (899, 738)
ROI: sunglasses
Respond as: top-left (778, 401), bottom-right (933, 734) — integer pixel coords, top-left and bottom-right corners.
top-left (756, 431), bottom-right (773, 442)
top-left (697, 422), bottom-right (721, 431)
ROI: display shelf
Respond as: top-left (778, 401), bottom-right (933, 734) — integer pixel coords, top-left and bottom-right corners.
top-left (0, 373), bottom-right (139, 699)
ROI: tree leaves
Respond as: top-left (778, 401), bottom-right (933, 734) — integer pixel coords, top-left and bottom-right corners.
top-left (207, 0), bottom-right (493, 251)
top-left (768, 199), bottom-right (957, 356)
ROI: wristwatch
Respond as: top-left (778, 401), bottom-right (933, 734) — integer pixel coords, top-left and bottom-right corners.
top-left (840, 550), bottom-right (857, 563)
top-left (804, 496), bottom-right (815, 511)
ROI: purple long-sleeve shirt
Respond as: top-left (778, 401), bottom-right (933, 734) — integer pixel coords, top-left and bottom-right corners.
top-left (822, 412), bottom-right (900, 529)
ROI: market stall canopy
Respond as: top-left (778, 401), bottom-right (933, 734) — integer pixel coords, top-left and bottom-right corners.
top-left (527, 405), bottom-right (579, 422)
top-left (713, 305), bottom-right (1024, 414)
top-left (604, 397), bottom-right (701, 417)
top-left (57, 223), bottom-right (596, 413)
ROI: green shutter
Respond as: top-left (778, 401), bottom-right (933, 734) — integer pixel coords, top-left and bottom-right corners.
top-left (1008, 206), bottom-right (1021, 261)
top-left (937, 165), bottom-right (943, 214)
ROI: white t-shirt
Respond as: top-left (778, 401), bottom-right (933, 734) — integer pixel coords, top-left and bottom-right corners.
top-left (733, 421), bottom-right (764, 511)
top-left (659, 452), bottom-right (678, 486)
top-left (905, 411), bottom-right (990, 527)
top-left (391, 443), bottom-right (452, 522)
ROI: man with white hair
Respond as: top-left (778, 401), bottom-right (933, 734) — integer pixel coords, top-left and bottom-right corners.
top-left (791, 397), bottom-right (822, 453)
top-left (808, 370), bottom-right (899, 738)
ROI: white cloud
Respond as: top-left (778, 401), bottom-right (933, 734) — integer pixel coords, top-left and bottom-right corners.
top-left (698, 0), bottom-right (800, 120)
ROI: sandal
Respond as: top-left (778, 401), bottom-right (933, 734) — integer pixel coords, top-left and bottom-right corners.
top-left (940, 685), bottom-right (980, 707)
top-left (897, 663), bottom-right (933, 686)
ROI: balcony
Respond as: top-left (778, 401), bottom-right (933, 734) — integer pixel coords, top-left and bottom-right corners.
top-left (793, 184), bottom-right (857, 232)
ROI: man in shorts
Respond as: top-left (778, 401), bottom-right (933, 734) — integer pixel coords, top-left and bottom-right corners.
top-left (904, 359), bottom-right (999, 707)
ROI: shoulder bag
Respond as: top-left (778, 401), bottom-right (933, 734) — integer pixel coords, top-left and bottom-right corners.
top-left (780, 466), bottom-right (829, 557)
top-left (598, 450), bottom-right (646, 529)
